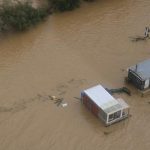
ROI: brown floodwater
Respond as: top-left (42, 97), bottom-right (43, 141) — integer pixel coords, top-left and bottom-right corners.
top-left (0, 0), bottom-right (150, 150)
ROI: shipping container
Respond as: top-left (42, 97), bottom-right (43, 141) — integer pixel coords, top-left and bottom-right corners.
top-left (81, 85), bottom-right (130, 126)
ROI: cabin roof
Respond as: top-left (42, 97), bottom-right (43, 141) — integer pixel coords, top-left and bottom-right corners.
top-left (83, 85), bottom-right (128, 114)
top-left (129, 59), bottom-right (150, 80)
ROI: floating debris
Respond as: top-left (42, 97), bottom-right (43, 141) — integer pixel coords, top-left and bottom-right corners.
top-left (54, 98), bottom-right (63, 107)
top-left (49, 95), bottom-right (57, 100)
top-left (129, 27), bottom-right (150, 42)
top-left (74, 97), bottom-right (81, 100)
top-left (129, 36), bottom-right (148, 42)
top-left (103, 131), bottom-right (111, 135)
top-left (61, 103), bottom-right (68, 107)
top-left (49, 95), bottom-right (68, 107)
top-left (130, 27), bottom-right (150, 42)
top-left (105, 87), bottom-right (131, 96)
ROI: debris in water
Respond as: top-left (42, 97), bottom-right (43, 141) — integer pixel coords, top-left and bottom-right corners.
top-left (129, 26), bottom-right (150, 42)
top-left (54, 98), bottom-right (63, 107)
top-left (74, 97), bottom-right (81, 100)
top-left (52, 96), bottom-right (57, 100)
top-left (104, 131), bottom-right (111, 135)
top-left (49, 95), bottom-right (68, 107)
top-left (129, 36), bottom-right (148, 42)
top-left (105, 87), bottom-right (131, 96)
top-left (61, 103), bottom-right (68, 107)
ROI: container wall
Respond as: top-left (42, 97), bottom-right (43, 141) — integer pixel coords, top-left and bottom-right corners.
top-left (106, 109), bottom-right (129, 125)
top-left (99, 110), bottom-right (107, 122)
top-left (128, 70), bottom-right (145, 90)
top-left (81, 93), bottom-right (107, 123)
top-left (82, 94), bottom-right (92, 111)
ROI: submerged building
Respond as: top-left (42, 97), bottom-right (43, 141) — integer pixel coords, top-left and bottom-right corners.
top-left (81, 85), bottom-right (130, 126)
top-left (127, 59), bottom-right (150, 91)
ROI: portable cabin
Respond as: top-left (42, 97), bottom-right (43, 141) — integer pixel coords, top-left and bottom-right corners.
top-left (127, 59), bottom-right (150, 91)
top-left (81, 85), bottom-right (130, 126)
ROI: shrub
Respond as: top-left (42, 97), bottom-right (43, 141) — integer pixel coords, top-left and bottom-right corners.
top-left (84, 0), bottom-right (95, 2)
top-left (48, 0), bottom-right (80, 12)
top-left (0, 2), bottom-right (48, 31)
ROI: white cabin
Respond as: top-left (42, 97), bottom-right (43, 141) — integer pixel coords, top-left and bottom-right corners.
top-left (81, 85), bottom-right (130, 126)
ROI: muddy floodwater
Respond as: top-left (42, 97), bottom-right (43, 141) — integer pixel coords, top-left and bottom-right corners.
top-left (0, 0), bottom-right (150, 150)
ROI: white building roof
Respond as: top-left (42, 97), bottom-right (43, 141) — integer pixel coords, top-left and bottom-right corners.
top-left (83, 85), bottom-right (128, 114)
top-left (117, 98), bottom-right (129, 109)
top-left (129, 59), bottom-right (150, 80)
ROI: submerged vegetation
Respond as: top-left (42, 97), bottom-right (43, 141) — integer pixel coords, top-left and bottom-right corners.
top-left (48, 0), bottom-right (95, 12)
top-left (0, 2), bottom-right (48, 31)
top-left (0, 0), bottom-right (95, 32)
top-left (48, 0), bottom-right (80, 12)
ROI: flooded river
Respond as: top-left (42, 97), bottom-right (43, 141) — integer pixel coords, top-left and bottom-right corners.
top-left (0, 0), bottom-right (150, 149)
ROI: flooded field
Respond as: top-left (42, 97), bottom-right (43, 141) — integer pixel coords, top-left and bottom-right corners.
top-left (0, 0), bottom-right (150, 149)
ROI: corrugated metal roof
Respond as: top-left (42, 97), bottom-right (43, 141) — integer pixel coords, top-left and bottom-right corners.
top-left (129, 59), bottom-right (150, 80)
top-left (83, 85), bottom-right (121, 111)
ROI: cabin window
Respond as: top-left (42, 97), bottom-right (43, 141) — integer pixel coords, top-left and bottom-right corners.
top-left (122, 109), bottom-right (128, 116)
top-left (108, 111), bottom-right (121, 122)
top-left (114, 111), bottom-right (121, 119)
top-left (108, 114), bottom-right (114, 122)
